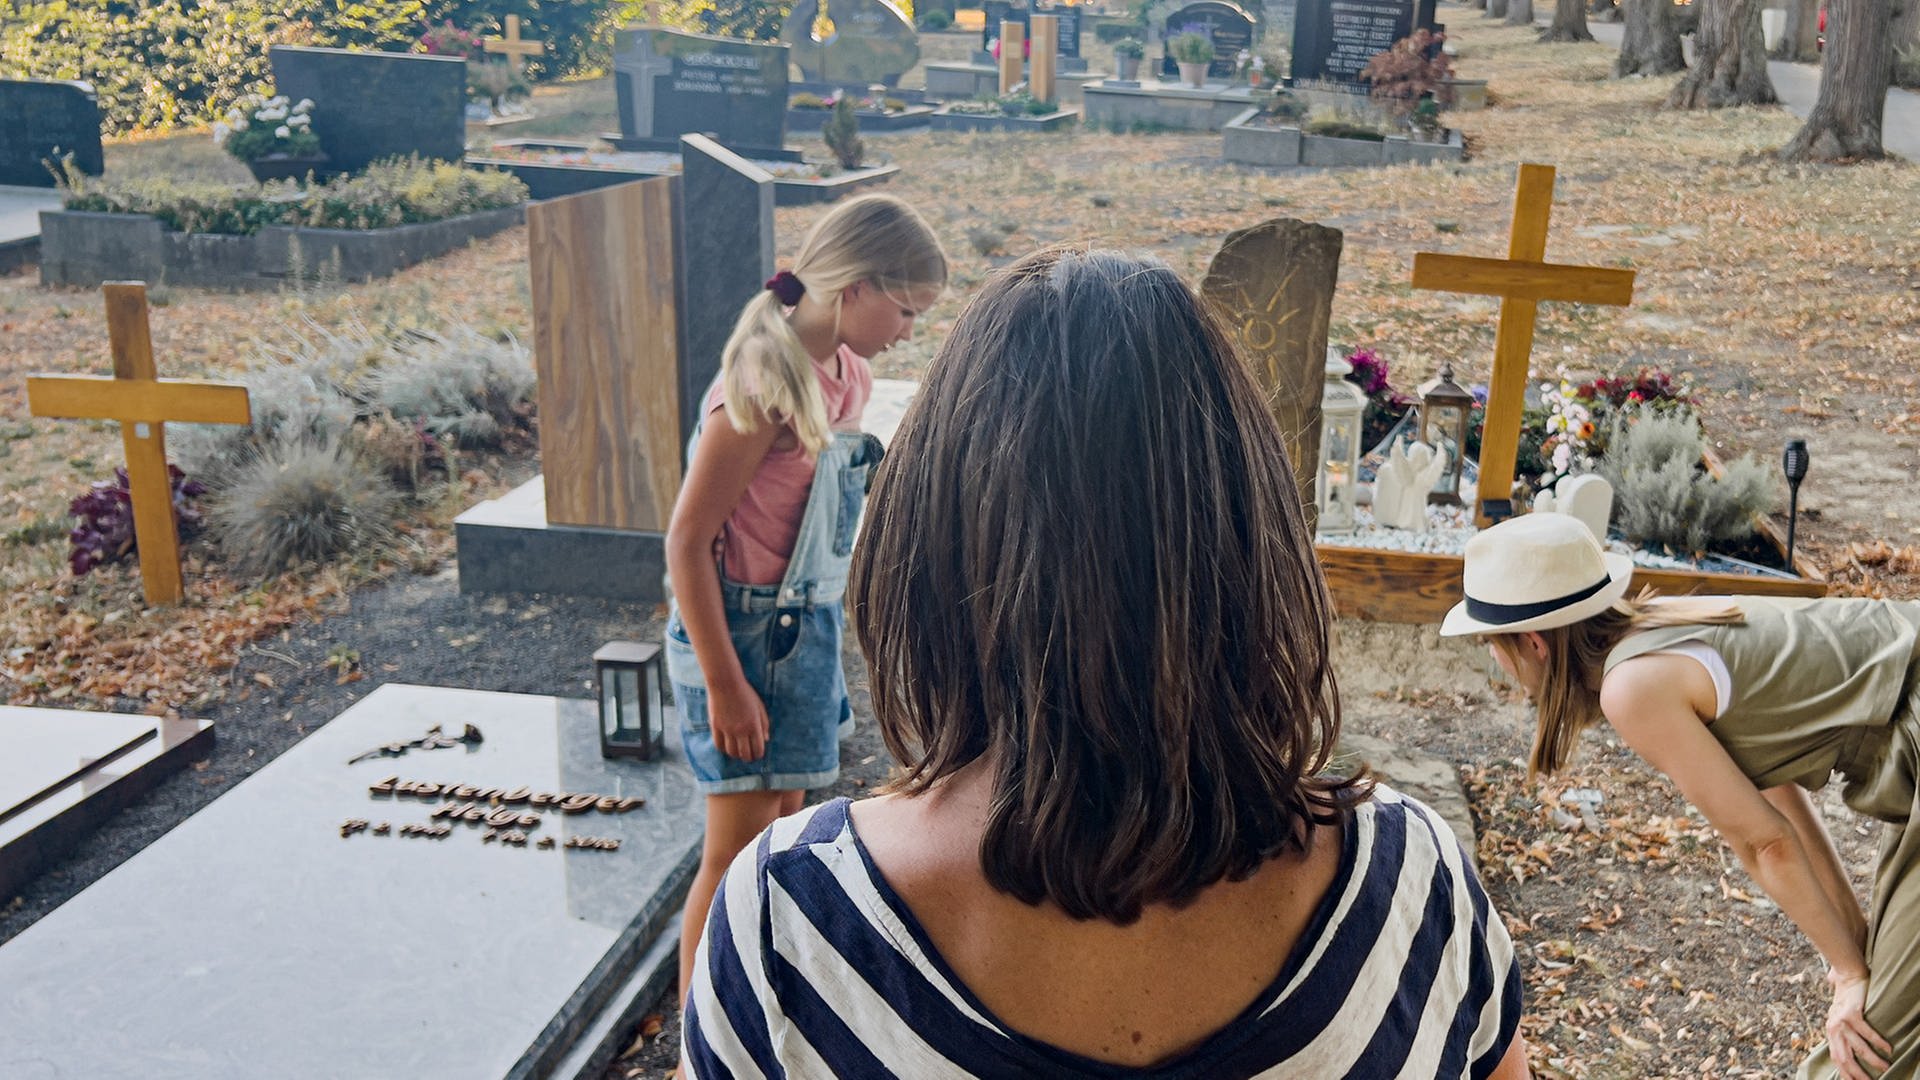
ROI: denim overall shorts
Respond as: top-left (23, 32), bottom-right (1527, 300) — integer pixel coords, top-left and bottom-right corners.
top-left (664, 426), bottom-right (882, 795)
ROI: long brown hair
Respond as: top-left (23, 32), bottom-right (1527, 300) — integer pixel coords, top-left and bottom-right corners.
top-left (848, 247), bottom-right (1369, 924)
top-left (1490, 592), bottom-right (1745, 777)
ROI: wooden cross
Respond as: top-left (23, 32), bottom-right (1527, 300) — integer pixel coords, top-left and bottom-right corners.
top-left (26, 283), bottom-right (251, 606)
top-left (483, 15), bottom-right (545, 74)
top-left (1411, 163), bottom-right (1636, 527)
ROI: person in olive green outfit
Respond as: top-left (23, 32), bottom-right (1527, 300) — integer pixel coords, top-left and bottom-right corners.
top-left (1443, 513), bottom-right (1914, 1080)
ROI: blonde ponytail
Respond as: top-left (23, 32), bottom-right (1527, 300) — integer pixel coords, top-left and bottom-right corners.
top-left (716, 195), bottom-right (948, 453)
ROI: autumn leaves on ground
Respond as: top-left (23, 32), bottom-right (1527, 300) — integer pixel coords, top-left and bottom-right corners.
top-left (3, 17), bottom-right (1918, 1077)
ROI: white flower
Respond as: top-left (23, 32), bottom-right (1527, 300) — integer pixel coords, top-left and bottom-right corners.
top-left (231, 116), bottom-right (248, 131)
top-left (288, 114), bottom-right (309, 128)
top-left (212, 121), bottom-right (230, 145)
top-left (258, 106), bottom-right (287, 121)
top-left (296, 98), bottom-right (314, 112)
top-left (270, 95), bottom-right (288, 107)
top-left (1551, 443), bottom-right (1573, 473)
top-left (275, 125), bottom-right (291, 139)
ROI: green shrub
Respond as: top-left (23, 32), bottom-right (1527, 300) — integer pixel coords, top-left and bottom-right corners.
top-left (822, 97), bottom-right (865, 169)
top-left (1597, 411), bottom-right (1776, 557)
top-left (1168, 31), bottom-right (1215, 65)
top-left (917, 9), bottom-right (952, 30)
top-left (995, 89), bottom-right (1054, 116)
top-left (362, 327), bottom-right (535, 447)
top-left (1112, 38), bottom-right (1145, 59)
top-left (1303, 118), bottom-right (1387, 141)
top-left (791, 92), bottom-right (831, 109)
top-left (61, 157), bottom-right (527, 235)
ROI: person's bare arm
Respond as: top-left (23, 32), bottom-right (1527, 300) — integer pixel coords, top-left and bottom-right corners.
top-left (1602, 658), bottom-right (1890, 1079)
top-left (665, 413), bottom-right (784, 761)
top-left (1487, 1033), bottom-right (1531, 1080)
top-left (1763, 781), bottom-right (1868, 953)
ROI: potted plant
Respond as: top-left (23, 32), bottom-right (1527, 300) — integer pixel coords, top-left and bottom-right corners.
top-left (1112, 37), bottom-right (1145, 82)
top-left (1168, 28), bottom-right (1216, 88)
top-left (215, 94), bottom-right (331, 185)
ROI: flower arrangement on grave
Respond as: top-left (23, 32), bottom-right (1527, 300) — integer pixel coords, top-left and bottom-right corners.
top-left (213, 94), bottom-right (321, 165)
top-left (1522, 367), bottom-right (1696, 488)
top-left (1358, 30), bottom-right (1454, 133)
top-left (792, 90), bottom-right (909, 113)
top-left (419, 20), bottom-right (487, 60)
top-left (1344, 349), bottom-right (1415, 452)
top-left (467, 60), bottom-right (532, 112)
top-left (1168, 28), bottom-right (1216, 65)
top-left (949, 89), bottom-right (1055, 117)
top-left (988, 34), bottom-right (1033, 61)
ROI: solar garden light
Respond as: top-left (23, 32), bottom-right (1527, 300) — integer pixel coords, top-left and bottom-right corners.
top-left (1783, 438), bottom-right (1810, 571)
top-left (595, 641), bottom-right (664, 760)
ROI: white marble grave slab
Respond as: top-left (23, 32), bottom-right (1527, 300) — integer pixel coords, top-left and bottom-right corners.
top-left (0, 683), bottom-right (703, 1080)
top-left (0, 707), bottom-right (157, 819)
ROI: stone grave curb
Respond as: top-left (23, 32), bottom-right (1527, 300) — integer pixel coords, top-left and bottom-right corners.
top-left (0, 235), bottom-right (36, 276)
top-left (784, 105), bottom-right (937, 132)
top-left (466, 158), bottom-right (899, 208)
top-left (774, 163), bottom-right (902, 205)
top-left (928, 107), bottom-right (1082, 133)
top-left (1081, 81), bottom-right (1255, 133)
top-left (1222, 109), bottom-right (1466, 169)
top-left (38, 204), bottom-right (525, 290)
top-left (922, 63), bottom-right (1107, 105)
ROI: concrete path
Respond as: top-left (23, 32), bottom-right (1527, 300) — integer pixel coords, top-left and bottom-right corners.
top-left (1574, 17), bottom-right (1920, 160)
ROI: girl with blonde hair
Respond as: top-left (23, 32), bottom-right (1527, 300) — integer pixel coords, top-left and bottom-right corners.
top-left (1445, 512), bottom-right (1920, 1079)
top-left (663, 194), bottom-right (946, 1018)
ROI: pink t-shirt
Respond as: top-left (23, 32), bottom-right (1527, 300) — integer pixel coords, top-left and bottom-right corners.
top-left (705, 345), bottom-right (872, 585)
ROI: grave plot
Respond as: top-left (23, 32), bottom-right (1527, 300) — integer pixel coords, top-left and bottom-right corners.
top-left (470, 25), bottom-right (898, 206)
top-left (0, 683), bottom-right (703, 1079)
top-left (930, 16), bottom-right (1083, 131)
top-left (924, 0), bottom-right (1106, 104)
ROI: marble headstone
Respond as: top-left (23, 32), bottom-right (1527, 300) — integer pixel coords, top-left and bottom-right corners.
top-left (268, 47), bottom-right (467, 174)
top-left (0, 683), bottom-right (703, 1078)
top-left (612, 27), bottom-right (790, 159)
top-left (1289, 0), bottom-right (1438, 85)
top-left (676, 134), bottom-right (776, 456)
top-left (782, 0), bottom-right (922, 87)
top-left (0, 79), bottom-right (104, 188)
top-left (1533, 473), bottom-right (1614, 543)
top-left (0, 705), bottom-right (212, 899)
top-left (1373, 438), bottom-right (1447, 531)
top-left (1201, 217), bottom-right (1345, 532)
top-left (1160, 0), bottom-right (1257, 80)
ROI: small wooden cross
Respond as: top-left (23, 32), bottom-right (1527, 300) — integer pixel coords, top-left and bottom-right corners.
top-left (483, 15), bottom-right (545, 74)
top-left (1411, 163), bottom-right (1636, 527)
top-left (26, 283), bottom-right (251, 606)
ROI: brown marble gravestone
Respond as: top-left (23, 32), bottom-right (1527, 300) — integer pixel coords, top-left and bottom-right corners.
top-left (1200, 218), bottom-right (1344, 532)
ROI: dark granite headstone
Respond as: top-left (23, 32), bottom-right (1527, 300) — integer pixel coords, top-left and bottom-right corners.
top-left (1289, 0), bottom-right (1437, 85)
top-left (268, 47), bottom-right (466, 173)
top-left (612, 27), bottom-right (789, 159)
top-left (676, 134), bottom-right (775, 458)
top-left (981, 2), bottom-right (1085, 57)
top-left (1200, 218), bottom-right (1344, 533)
top-left (0, 80), bottom-right (104, 188)
top-left (781, 0), bottom-right (921, 87)
top-left (0, 683), bottom-right (703, 1077)
top-left (1159, 1), bottom-right (1257, 79)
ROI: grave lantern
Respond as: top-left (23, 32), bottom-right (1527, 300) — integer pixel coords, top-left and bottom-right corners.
top-left (595, 641), bottom-right (664, 760)
top-left (1317, 348), bottom-right (1367, 534)
top-left (1417, 361), bottom-right (1474, 505)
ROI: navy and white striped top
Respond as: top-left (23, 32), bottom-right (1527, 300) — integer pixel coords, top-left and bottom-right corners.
top-left (685, 786), bottom-right (1521, 1079)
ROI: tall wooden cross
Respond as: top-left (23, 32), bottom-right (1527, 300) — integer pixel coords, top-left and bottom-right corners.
top-left (1411, 163), bottom-right (1636, 527)
top-left (483, 15), bottom-right (545, 75)
top-left (26, 283), bottom-right (252, 606)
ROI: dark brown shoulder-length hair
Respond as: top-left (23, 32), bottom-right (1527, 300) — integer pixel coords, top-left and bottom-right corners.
top-left (848, 246), bottom-right (1371, 924)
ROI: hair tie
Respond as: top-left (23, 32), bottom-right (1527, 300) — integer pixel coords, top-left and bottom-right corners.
top-left (765, 270), bottom-right (805, 306)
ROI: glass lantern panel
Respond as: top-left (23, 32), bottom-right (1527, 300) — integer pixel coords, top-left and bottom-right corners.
top-left (617, 667), bottom-right (641, 736)
top-left (598, 668), bottom-right (619, 737)
top-left (645, 664), bottom-right (662, 737)
top-left (1428, 405), bottom-right (1463, 488)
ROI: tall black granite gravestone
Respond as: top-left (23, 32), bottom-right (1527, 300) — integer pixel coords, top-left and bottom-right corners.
top-left (610, 27), bottom-right (792, 161)
top-left (0, 80), bottom-right (104, 188)
top-left (1159, 1), bottom-right (1257, 79)
top-left (781, 0), bottom-right (921, 87)
top-left (268, 47), bottom-right (466, 174)
top-left (675, 135), bottom-right (775, 453)
top-left (1289, 0), bottom-right (1437, 85)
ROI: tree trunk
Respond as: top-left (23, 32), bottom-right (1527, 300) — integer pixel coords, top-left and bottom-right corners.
top-left (1466, 0), bottom-right (1489, 9)
top-left (1779, 0), bottom-right (1893, 159)
top-left (1666, 0), bottom-right (1779, 106)
top-left (1486, 0), bottom-right (1510, 20)
top-left (1615, 0), bottom-right (1687, 74)
top-left (1507, 0), bottom-right (1536, 25)
top-left (1895, 0), bottom-right (1920, 86)
top-left (1773, 0), bottom-right (1823, 60)
top-left (1541, 0), bottom-right (1596, 38)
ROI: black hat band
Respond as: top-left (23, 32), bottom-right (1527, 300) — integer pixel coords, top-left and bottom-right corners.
top-left (1464, 574), bottom-right (1613, 626)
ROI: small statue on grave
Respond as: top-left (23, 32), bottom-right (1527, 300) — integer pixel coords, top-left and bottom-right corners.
top-left (1373, 438), bottom-right (1448, 532)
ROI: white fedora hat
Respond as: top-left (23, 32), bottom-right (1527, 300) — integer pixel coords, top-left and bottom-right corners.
top-left (1440, 513), bottom-right (1635, 637)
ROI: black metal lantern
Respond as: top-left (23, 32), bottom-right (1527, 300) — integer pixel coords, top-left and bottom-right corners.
top-left (1417, 362), bottom-right (1475, 505)
top-left (595, 641), bottom-right (664, 760)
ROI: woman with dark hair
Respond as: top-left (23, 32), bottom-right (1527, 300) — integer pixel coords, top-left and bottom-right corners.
top-left (1447, 512), bottom-right (1913, 1080)
top-left (681, 248), bottom-right (1529, 1078)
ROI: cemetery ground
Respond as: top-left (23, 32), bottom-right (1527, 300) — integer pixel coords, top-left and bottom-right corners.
top-left (2, 13), bottom-right (1918, 1077)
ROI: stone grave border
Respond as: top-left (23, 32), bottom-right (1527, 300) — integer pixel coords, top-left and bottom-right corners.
top-left (922, 63), bottom-right (1107, 105)
top-left (785, 104), bottom-right (938, 132)
top-left (37, 205), bottom-right (524, 290)
top-left (1081, 81), bottom-right (1256, 132)
top-left (1223, 108), bottom-right (1466, 168)
top-left (928, 106), bottom-right (1082, 133)
top-left (467, 143), bottom-right (900, 206)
